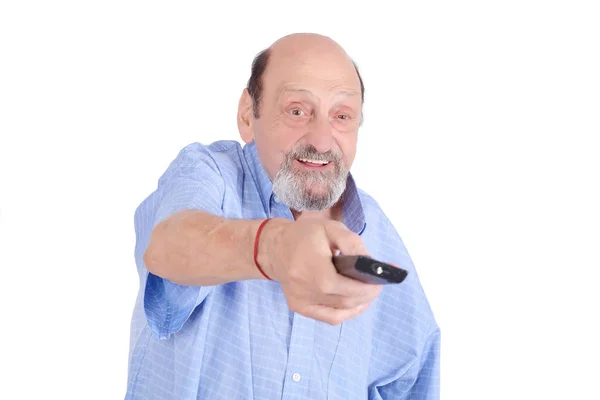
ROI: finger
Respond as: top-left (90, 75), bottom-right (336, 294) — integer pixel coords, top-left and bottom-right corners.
top-left (320, 268), bottom-right (382, 298)
top-left (286, 272), bottom-right (378, 310)
top-left (305, 303), bottom-right (369, 326)
top-left (323, 222), bottom-right (369, 257)
top-left (320, 288), bottom-right (382, 309)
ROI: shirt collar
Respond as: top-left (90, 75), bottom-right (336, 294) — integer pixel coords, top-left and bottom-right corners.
top-left (243, 140), bottom-right (366, 235)
top-left (243, 140), bottom-right (275, 212)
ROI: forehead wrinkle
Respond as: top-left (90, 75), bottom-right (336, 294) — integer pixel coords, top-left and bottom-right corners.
top-left (276, 86), bottom-right (359, 105)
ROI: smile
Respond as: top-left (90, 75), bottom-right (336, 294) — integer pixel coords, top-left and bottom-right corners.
top-left (296, 158), bottom-right (330, 166)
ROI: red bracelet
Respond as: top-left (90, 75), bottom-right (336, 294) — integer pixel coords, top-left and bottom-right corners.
top-left (253, 218), bottom-right (273, 280)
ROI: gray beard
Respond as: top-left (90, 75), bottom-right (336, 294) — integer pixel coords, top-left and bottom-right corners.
top-left (272, 145), bottom-right (349, 212)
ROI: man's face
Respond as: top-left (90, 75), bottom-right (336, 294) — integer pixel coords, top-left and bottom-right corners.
top-left (250, 47), bottom-right (362, 212)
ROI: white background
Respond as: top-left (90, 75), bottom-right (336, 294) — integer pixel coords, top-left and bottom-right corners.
top-left (1, 1), bottom-right (599, 399)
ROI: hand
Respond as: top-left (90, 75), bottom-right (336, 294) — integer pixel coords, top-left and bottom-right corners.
top-left (259, 218), bottom-right (382, 325)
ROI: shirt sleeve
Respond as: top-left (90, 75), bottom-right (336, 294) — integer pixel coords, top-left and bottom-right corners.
top-left (378, 328), bottom-right (441, 400)
top-left (136, 144), bottom-right (226, 340)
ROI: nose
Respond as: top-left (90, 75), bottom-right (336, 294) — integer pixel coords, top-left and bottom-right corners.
top-left (304, 117), bottom-right (334, 154)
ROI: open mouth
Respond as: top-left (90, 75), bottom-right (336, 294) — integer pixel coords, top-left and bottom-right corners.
top-left (295, 158), bottom-right (330, 168)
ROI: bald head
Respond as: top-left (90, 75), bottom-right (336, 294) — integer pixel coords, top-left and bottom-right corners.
top-left (247, 33), bottom-right (364, 118)
top-left (270, 33), bottom-right (352, 63)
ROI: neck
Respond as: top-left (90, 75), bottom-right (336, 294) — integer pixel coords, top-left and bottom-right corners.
top-left (291, 200), bottom-right (343, 222)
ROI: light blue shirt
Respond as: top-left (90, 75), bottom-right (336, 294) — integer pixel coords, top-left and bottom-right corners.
top-left (126, 140), bottom-right (440, 399)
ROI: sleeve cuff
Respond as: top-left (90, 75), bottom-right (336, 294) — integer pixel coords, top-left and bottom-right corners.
top-left (143, 272), bottom-right (213, 340)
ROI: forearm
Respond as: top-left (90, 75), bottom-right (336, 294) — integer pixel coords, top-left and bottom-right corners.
top-left (144, 209), bottom-right (290, 286)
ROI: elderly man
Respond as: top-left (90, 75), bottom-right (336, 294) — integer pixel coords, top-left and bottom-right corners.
top-left (126, 33), bottom-right (440, 399)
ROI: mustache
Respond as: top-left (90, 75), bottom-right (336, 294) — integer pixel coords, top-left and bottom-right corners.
top-left (287, 145), bottom-right (343, 163)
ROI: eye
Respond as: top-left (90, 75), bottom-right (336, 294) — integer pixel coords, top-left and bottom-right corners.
top-left (336, 114), bottom-right (352, 121)
top-left (290, 109), bottom-right (305, 117)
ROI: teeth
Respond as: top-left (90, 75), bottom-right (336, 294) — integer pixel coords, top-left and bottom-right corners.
top-left (298, 158), bottom-right (329, 165)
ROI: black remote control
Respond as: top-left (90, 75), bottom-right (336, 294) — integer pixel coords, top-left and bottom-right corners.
top-left (333, 255), bottom-right (408, 285)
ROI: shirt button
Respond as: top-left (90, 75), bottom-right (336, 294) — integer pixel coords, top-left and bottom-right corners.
top-left (292, 372), bottom-right (301, 382)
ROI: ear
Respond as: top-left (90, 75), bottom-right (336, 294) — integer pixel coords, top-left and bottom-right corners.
top-left (237, 89), bottom-right (254, 144)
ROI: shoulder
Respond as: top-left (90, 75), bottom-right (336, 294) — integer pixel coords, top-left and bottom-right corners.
top-left (171, 140), bottom-right (242, 168)
top-left (356, 188), bottom-right (439, 334)
top-left (158, 140), bottom-right (244, 184)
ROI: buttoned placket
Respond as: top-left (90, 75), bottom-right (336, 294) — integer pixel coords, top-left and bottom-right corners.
top-left (269, 195), bottom-right (316, 399)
